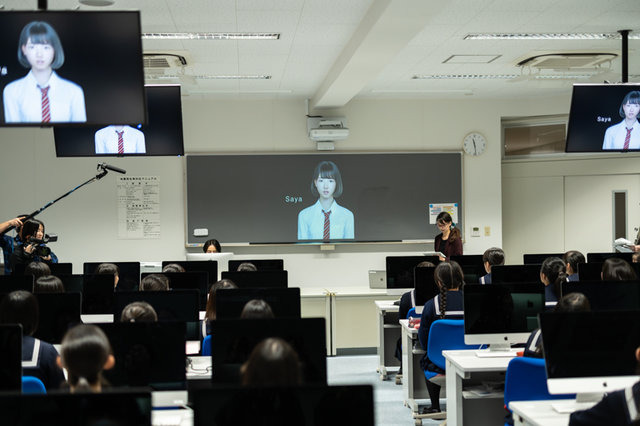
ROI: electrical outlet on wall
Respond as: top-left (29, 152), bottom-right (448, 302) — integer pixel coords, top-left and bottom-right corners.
top-left (484, 226), bottom-right (491, 236)
top-left (471, 227), bottom-right (480, 237)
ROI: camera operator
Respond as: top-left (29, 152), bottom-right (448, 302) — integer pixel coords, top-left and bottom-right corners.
top-left (10, 219), bottom-right (58, 275)
top-left (0, 216), bottom-right (25, 275)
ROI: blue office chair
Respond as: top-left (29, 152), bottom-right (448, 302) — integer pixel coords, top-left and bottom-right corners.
top-left (425, 319), bottom-right (478, 380)
top-left (202, 334), bottom-right (212, 356)
top-left (22, 376), bottom-right (46, 394)
top-left (504, 356), bottom-right (574, 422)
top-left (406, 307), bottom-right (417, 319)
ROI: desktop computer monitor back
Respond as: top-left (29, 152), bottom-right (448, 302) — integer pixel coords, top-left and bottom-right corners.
top-left (215, 288), bottom-right (301, 319)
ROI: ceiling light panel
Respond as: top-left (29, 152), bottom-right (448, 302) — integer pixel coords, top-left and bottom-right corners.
top-left (443, 55), bottom-right (501, 64)
top-left (464, 33), bottom-right (640, 40)
top-left (142, 32), bottom-right (280, 40)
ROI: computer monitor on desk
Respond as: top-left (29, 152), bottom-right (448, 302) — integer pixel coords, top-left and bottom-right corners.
top-left (464, 283), bottom-right (545, 354)
top-left (586, 252), bottom-right (634, 263)
top-left (141, 271), bottom-right (209, 310)
top-left (562, 281), bottom-right (640, 311)
top-left (412, 266), bottom-right (439, 312)
top-left (491, 265), bottom-right (541, 284)
top-left (523, 253), bottom-right (563, 264)
top-left (540, 311), bottom-right (640, 399)
top-left (161, 260), bottom-right (217, 284)
top-left (228, 259), bottom-right (284, 271)
top-left (385, 255), bottom-right (439, 295)
top-left (215, 288), bottom-right (301, 319)
top-left (221, 270), bottom-right (288, 289)
top-left (83, 261), bottom-right (140, 292)
top-left (186, 252), bottom-right (234, 279)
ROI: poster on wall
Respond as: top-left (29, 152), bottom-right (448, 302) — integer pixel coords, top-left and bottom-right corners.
top-left (428, 203), bottom-right (458, 225)
top-left (117, 176), bottom-right (160, 239)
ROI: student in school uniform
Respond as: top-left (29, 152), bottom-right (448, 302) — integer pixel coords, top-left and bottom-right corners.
top-left (433, 212), bottom-right (462, 261)
top-left (563, 250), bottom-right (585, 282)
top-left (601, 257), bottom-right (638, 281)
top-left (479, 247), bottom-right (504, 284)
top-left (0, 290), bottom-right (65, 389)
top-left (94, 125), bottom-right (146, 154)
top-left (569, 345), bottom-right (640, 425)
top-left (297, 160), bottom-right (354, 240)
top-left (57, 324), bottom-right (115, 393)
top-left (417, 261), bottom-right (465, 413)
top-left (0, 216), bottom-right (24, 275)
top-left (3, 21), bottom-right (86, 123)
top-left (602, 90), bottom-right (640, 150)
top-left (539, 257), bottom-right (567, 305)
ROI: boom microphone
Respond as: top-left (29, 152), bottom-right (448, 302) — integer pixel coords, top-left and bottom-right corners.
top-left (99, 163), bottom-right (127, 174)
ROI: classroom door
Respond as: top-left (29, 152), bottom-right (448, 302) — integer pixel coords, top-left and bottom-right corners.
top-left (564, 174), bottom-right (640, 254)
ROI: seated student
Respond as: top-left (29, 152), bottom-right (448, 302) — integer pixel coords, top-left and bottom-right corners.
top-left (120, 301), bottom-right (158, 323)
top-left (34, 275), bottom-right (65, 293)
top-left (479, 247), bottom-right (504, 284)
top-left (57, 324), bottom-right (115, 393)
top-left (523, 292), bottom-right (591, 358)
top-left (140, 274), bottom-right (169, 291)
top-left (94, 263), bottom-right (119, 289)
top-left (418, 261), bottom-right (465, 414)
top-left (563, 250), bottom-right (585, 282)
top-left (203, 279), bottom-right (238, 337)
top-left (569, 346), bottom-right (640, 425)
top-left (540, 257), bottom-right (567, 305)
top-left (162, 263), bottom-right (185, 273)
top-left (237, 262), bottom-right (257, 272)
top-left (203, 239), bottom-right (222, 254)
top-left (240, 299), bottom-right (275, 319)
top-left (240, 337), bottom-right (302, 386)
top-left (24, 261), bottom-right (51, 281)
top-left (0, 290), bottom-right (65, 389)
top-left (601, 257), bottom-right (638, 281)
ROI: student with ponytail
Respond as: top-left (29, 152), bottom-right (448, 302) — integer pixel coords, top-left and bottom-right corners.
top-left (57, 324), bottom-right (115, 392)
top-left (433, 212), bottom-right (462, 261)
top-left (417, 261), bottom-right (465, 413)
top-left (540, 257), bottom-right (567, 305)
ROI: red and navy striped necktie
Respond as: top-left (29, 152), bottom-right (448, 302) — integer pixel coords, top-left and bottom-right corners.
top-left (40, 86), bottom-right (50, 122)
top-left (323, 210), bottom-right (331, 240)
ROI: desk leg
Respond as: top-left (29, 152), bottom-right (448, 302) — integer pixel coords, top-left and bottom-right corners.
top-left (377, 309), bottom-right (386, 379)
top-left (445, 359), bottom-right (464, 425)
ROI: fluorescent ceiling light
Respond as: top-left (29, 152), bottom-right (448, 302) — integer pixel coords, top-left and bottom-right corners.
top-left (151, 74), bottom-right (272, 80)
top-left (142, 32), bottom-right (280, 40)
top-left (371, 89), bottom-right (473, 95)
top-left (464, 33), bottom-right (640, 40)
top-left (413, 74), bottom-right (518, 79)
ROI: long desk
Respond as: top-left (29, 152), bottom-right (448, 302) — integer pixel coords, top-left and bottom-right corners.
top-left (443, 349), bottom-right (513, 426)
top-left (509, 400), bottom-right (596, 426)
top-left (375, 300), bottom-right (401, 380)
top-left (400, 319), bottom-right (428, 413)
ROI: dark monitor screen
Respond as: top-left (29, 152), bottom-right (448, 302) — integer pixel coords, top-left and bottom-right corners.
top-left (0, 11), bottom-right (145, 127)
top-left (0, 391), bottom-right (152, 425)
top-left (192, 385), bottom-right (374, 426)
top-left (450, 254), bottom-right (483, 266)
top-left (97, 322), bottom-right (186, 390)
top-left (491, 264), bottom-right (541, 284)
top-left (161, 260), bottom-right (217, 284)
top-left (540, 311), bottom-right (640, 394)
top-left (209, 318), bottom-right (326, 385)
top-left (385, 256), bottom-right (439, 289)
top-left (48, 262), bottom-right (72, 275)
top-left (562, 281), bottom-right (640, 311)
top-left (227, 259), bottom-right (285, 272)
top-left (33, 292), bottom-right (81, 344)
top-left (577, 262), bottom-right (603, 281)
top-left (464, 283), bottom-right (545, 335)
top-left (0, 275), bottom-right (33, 293)
top-left (113, 290), bottom-right (199, 340)
top-left (54, 85), bottom-right (184, 157)
top-left (52, 274), bottom-right (114, 314)
top-left (587, 252), bottom-right (634, 263)
top-left (220, 271), bottom-right (288, 289)
top-left (412, 266), bottom-right (439, 307)
top-left (523, 253), bottom-right (563, 265)
top-left (0, 324), bottom-right (22, 392)
top-left (215, 288), bottom-right (301, 319)
top-left (141, 271), bottom-right (208, 310)
top-left (565, 84), bottom-right (640, 153)
top-left (83, 261), bottom-right (140, 292)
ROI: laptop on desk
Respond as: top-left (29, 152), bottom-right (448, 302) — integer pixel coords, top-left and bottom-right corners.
top-left (368, 270), bottom-right (386, 289)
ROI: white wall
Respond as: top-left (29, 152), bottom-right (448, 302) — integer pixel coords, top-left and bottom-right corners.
top-left (0, 94), bottom-right (568, 288)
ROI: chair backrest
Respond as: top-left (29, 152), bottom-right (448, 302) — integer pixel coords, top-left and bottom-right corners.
top-left (427, 319), bottom-right (478, 371)
top-left (504, 357), bottom-right (574, 409)
top-left (202, 334), bottom-right (212, 356)
top-left (406, 307), bottom-right (417, 319)
top-left (22, 376), bottom-right (46, 394)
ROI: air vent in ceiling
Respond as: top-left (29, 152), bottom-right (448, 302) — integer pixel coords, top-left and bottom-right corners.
top-left (517, 52), bottom-right (617, 70)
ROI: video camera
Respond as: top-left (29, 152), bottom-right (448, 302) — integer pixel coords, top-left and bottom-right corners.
top-left (26, 234), bottom-right (58, 257)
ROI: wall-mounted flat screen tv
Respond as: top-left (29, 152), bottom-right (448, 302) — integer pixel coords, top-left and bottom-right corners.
top-left (0, 11), bottom-right (145, 126)
top-left (54, 85), bottom-right (184, 157)
top-left (565, 84), bottom-right (640, 152)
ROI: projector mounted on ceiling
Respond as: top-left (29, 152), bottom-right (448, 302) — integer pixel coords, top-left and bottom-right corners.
top-left (307, 117), bottom-right (349, 143)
